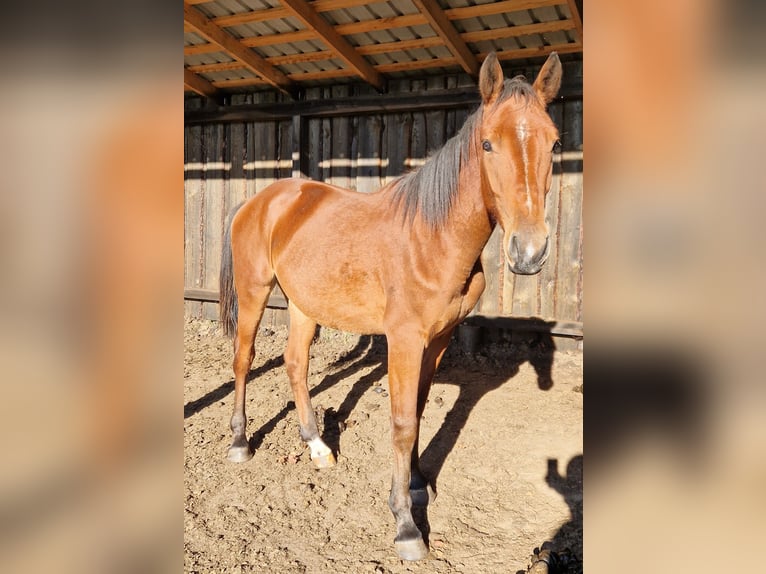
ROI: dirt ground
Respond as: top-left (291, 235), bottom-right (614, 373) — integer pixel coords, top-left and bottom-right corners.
top-left (184, 317), bottom-right (582, 574)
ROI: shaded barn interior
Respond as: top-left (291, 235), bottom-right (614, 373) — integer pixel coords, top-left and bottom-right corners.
top-left (184, 0), bottom-right (583, 347)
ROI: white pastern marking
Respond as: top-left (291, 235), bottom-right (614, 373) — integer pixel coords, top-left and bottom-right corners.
top-left (516, 119), bottom-right (533, 215)
top-left (307, 437), bottom-right (332, 459)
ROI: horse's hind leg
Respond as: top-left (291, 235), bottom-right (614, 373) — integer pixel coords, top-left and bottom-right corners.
top-left (285, 303), bottom-right (335, 468)
top-left (227, 285), bottom-right (272, 462)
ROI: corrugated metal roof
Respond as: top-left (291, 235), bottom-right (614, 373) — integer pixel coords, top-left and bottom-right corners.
top-left (184, 0), bottom-right (582, 95)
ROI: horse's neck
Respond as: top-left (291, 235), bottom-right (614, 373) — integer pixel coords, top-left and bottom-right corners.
top-left (448, 151), bottom-right (496, 261)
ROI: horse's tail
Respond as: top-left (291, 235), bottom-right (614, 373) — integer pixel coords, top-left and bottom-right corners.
top-left (220, 202), bottom-right (245, 338)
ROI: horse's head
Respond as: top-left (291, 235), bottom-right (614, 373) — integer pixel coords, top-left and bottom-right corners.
top-left (478, 52), bottom-right (562, 275)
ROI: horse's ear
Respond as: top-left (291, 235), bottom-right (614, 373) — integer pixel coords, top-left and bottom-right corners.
top-left (479, 52), bottom-right (504, 106)
top-left (533, 52), bottom-right (562, 105)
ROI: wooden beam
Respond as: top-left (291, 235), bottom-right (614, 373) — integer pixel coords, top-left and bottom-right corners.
top-left (185, 83), bottom-right (582, 124)
top-left (184, 68), bottom-right (218, 98)
top-left (204, 42), bottom-right (581, 89)
top-left (565, 0), bottom-right (583, 44)
top-left (446, 0), bottom-right (566, 20)
top-left (211, 0), bottom-right (381, 28)
top-left (462, 19), bottom-right (576, 43)
top-left (184, 288), bottom-right (287, 309)
top-left (242, 29), bottom-right (316, 48)
top-left (483, 42), bottom-right (582, 62)
top-left (184, 2), bottom-right (572, 57)
top-left (280, 0), bottom-right (385, 91)
top-left (183, 3), bottom-right (295, 96)
top-left (187, 61), bottom-right (244, 74)
top-left (184, 42), bottom-right (221, 56)
top-left (410, 0), bottom-right (480, 77)
top-left (188, 20), bottom-right (578, 71)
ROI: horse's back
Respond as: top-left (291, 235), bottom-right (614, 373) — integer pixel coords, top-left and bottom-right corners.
top-left (232, 178), bottom-right (391, 333)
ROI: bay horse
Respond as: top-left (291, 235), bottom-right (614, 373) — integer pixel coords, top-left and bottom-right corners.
top-left (219, 52), bottom-right (562, 561)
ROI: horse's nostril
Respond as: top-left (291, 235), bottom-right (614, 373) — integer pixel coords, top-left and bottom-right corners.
top-left (510, 234), bottom-right (520, 260)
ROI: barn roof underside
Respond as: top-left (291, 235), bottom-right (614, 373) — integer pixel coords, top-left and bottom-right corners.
top-left (184, 0), bottom-right (582, 98)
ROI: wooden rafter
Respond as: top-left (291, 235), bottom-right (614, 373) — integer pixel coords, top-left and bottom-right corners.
top-left (207, 42), bottom-right (581, 89)
top-left (184, 1), bottom-right (572, 57)
top-left (183, 3), bottom-right (294, 95)
top-left (410, 0), bottom-right (479, 77)
top-left (184, 68), bottom-right (218, 98)
top-left (565, 0), bottom-right (583, 44)
top-left (211, 0), bottom-right (381, 27)
top-left (279, 0), bottom-right (385, 91)
top-left (187, 20), bottom-right (578, 74)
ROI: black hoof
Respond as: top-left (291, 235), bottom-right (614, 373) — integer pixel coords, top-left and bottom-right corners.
top-left (395, 537), bottom-right (429, 561)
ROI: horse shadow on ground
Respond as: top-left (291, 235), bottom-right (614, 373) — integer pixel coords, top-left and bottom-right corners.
top-left (512, 454), bottom-right (583, 574)
top-left (184, 323), bottom-right (581, 563)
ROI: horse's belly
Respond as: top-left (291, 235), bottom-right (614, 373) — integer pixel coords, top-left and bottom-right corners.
top-left (276, 262), bottom-right (387, 335)
top-left (286, 288), bottom-right (386, 335)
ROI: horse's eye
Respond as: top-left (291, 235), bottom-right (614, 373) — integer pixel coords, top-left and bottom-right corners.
top-left (552, 140), bottom-right (562, 153)
top-left (482, 140), bottom-right (492, 152)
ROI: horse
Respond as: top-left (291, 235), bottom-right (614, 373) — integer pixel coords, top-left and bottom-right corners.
top-left (218, 51), bottom-right (562, 561)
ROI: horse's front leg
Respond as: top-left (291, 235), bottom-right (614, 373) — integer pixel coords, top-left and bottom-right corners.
top-left (386, 333), bottom-right (429, 561)
top-left (410, 327), bottom-right (455, 507)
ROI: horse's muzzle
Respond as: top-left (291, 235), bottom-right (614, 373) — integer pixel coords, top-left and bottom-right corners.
top-left (507, 233), bottom-right (550, 275)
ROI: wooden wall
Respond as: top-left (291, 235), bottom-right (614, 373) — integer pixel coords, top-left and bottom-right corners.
top-left (184, 75), bottom-right (583, 338)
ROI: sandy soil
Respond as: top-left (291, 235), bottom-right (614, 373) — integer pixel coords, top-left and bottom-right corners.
top-left (184, 318), bottom-right (582, 573)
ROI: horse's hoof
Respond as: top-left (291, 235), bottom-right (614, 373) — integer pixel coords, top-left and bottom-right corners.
top-left (227, 445), bottom-right (253, 463)
top-left (410, 484), bottom-right (436, 507)
top-left (395, 537), bottom-right (429, 561)
top-left (311, 452), bottom-right (336, 469)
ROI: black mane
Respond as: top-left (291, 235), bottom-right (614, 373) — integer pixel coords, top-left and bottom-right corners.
top-left (392, 76), bottom-right (538, 227)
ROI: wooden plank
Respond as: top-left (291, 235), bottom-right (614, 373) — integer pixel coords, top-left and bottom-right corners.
top-left (186, 61), bottom-right (244, 74)
top-left (184, 288), bottom-right (288, 309)
top-left (289, 116), bottom-right (304, 179)
top-left (280, 0), bottom-right (386, 91)
top-left (483, 43), bottom-right (583, 62)
top-left (538, 101), bottom-right (565, 321)
top-left (446, 0), bottom-right (566, 20)
top-left (184, 68), bottom-right (218, 98)
top-left (185, 89), bottom-right (488, 124)
top-left (258, 120), bottom-right (278, 193)
top-left (425, 76), bottom-right (446, 155)
top-left (355, 113), bottom-right (382, 193)
top-left (305, 88), bottom-right (323, 181)
top-left (462, 19), bottom-right (576, 44)
top-left (479, 227), bottom-right (504, 316)
top-left (241, 30), bottom-right (315, 49)
top-left (206, 44), bottom-right (581, 89)
top-left (554, 99), bottom-right (583, 323)
top-left (210, 0), bottom-right (382, 27)
top-left (202, 123), bottom-right (224, 321)
top-left (409, 79), bottom-right (427, 173)
top-left (321, 89), bottom-right (333, 183)
top-left (184, 43), bottom-right (221, 56)
top-left (184, 1), bottom-right (572, 57)
top-left (184, 121), bottom-right (204, 318)
top-left (191, 21), bottom-right (581, 71)
top-left (410, 0), bottom-right (480, 77)
top-left (266, 51), bottom-right (336, 66)
top-left (358, 37), bottom-right (442, 56)
top-left (565, 0), bottom-right (584, 45)
top-left (183, 3), bottom-right (295, 95)
top-left (330, 85), bottom-right (352, 189)
top-left (227, 119), bottom-right (247, 216)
